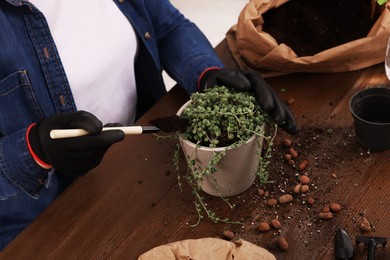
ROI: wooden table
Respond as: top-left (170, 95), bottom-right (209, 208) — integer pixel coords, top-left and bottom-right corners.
top-left (2, 41), bottom-right (389, 259)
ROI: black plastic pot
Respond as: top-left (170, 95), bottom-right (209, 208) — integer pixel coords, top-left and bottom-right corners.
top-left (349, 87), bottom-right (390, 151)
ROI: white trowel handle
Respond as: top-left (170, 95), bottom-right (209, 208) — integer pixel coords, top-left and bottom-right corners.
top-left (49, 126), bottom-right (159, 139)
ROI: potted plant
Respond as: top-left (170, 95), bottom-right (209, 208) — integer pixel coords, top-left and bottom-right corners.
top-left (172, 86), bottom-right (276, 226)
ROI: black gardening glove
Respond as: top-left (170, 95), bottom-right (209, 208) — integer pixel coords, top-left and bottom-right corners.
top-left (199, 68), bottom-right (299, 135)
top-left (27, 111), bottom-right (125, 177)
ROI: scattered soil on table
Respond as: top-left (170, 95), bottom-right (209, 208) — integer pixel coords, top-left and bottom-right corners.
top-left (220, 125), bottom-right (365, 253)
top-left (262, 0), bottom-right (379, 56)
top-left (177, 122), bottom-right (375, 257)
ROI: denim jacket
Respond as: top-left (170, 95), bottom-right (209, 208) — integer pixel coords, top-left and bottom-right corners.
top-left (0, 0), bottom-right (222, 249)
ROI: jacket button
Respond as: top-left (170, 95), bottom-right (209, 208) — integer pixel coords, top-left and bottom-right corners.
top-left (144, 32), bottom-right (151, 40)
top-left (118, 0), bottom-right (125, 3)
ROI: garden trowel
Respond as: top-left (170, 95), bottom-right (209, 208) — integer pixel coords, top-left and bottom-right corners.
top-left (335, 228), bottom-right (354, 259)
top-left (50, 115), bottom-right (189, 139)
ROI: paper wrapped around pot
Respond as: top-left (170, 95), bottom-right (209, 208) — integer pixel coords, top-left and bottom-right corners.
top-left (226, 0), bottom-right (390, 77)
top-left (138, 238), bottom-right (276, 260)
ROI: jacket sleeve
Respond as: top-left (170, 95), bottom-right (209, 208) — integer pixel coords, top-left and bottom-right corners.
top-left (0, 128), bottom-right (49, 200)
top-left (144, 0), bottom-right (224, 93)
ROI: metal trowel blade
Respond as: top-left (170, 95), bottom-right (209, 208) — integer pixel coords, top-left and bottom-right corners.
top-left (335, 228), bottom-right (354, 259)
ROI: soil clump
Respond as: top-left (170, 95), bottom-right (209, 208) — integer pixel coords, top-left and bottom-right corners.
top-left (149, 115), bottom-right (189, 133)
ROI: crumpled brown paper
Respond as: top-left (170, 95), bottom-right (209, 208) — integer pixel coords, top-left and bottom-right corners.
top-left (226, 0), bottom-right (390, 77)
top-left (138, 238), bottom-right (276, 260)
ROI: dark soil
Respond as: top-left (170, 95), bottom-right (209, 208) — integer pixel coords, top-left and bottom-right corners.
top-left (262, 0), bottom-right (378, 56)
top-left (149, 115), bottom-right (189, 133)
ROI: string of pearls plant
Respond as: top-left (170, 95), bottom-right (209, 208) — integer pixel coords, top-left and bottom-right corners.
top-left (173, 86), bottom-right (277, 227)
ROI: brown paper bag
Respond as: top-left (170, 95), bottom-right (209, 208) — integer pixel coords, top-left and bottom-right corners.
top-left (138, 238), bottom-right (276, 260)
top-left (226, 0), bottom-right (390, 77)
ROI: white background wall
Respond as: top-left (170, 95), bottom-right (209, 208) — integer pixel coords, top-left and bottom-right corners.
top-left (164, 0), bottom-right (248, 90)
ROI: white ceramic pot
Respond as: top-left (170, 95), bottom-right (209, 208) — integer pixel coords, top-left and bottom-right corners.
top-left (177, 101), bottom-right (264, 197)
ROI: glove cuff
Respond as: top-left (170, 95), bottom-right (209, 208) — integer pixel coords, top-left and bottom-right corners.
top-left (197, 67), bottom-right (221, 91)
top-left (26, 123), bottom-right (53, 169)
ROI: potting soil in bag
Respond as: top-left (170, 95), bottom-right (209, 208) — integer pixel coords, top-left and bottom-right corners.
top-left (226, 0), bottom-right (390, 77)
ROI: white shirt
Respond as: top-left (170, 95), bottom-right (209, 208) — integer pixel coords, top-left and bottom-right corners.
top-left (29, 0), bottom-right (138, 125)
